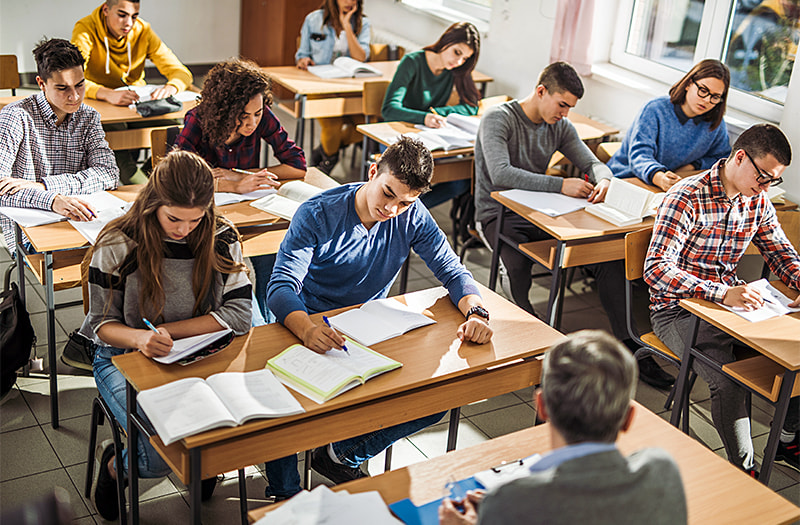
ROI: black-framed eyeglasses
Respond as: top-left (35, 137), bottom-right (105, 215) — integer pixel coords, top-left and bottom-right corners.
top-left (744, 150), bottom-right (783, 187)
top-left (692, 80), bottom-right (724, 104)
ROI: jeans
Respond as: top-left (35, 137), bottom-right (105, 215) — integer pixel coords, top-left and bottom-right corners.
top-left (420, 180), bottom-right (470, 210)
top-left (252, 254), bottom-right (277, 324)
top-left (93, 345), bottom-right (171, 478)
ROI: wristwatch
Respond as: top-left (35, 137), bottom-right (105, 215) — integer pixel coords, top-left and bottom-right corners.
top-left (466, 305), bottom-right (490, 323)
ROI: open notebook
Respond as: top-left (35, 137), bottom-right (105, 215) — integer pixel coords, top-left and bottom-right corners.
top-left (327, 297), bottom-right (435, 346)
top-left (719, 279), bottom-right (800, 322)
top-left (407, 114), bottom-right (480, 152)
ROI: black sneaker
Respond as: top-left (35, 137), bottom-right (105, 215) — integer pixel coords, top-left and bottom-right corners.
top-left (312, 147), bottom-right (339, 175)
top-left (201, 475), bottom-right (222, 501)
top-left (94, 444), bottom-right (124, 521)
top-left (775, 433), bottom-right (800, 470)
top-left (637, 355), bottom-right (675, 390)
top-left (61, 331), bottom-right (95, 371)
top-left (310, 446), bottom-right (367, 485)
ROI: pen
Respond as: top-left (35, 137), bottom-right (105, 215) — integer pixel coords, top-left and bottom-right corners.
top-left (322, 316), bottom-right (349, 354)
top-left (142, 318), bottom-right (160, 334)
top-left (230, 167), bottom-right (254, 176)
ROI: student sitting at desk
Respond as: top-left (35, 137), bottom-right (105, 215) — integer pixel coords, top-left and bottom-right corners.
top-left (608, 59), bottom-right (732, 191)
top-left (267, 136), bottom-right (493, 492)
top-left (79, 151), bottom-right (254, 520)
top-left (645, 123), bottom-right (800, 475)
top-left (439, 330), bottom-right (687, 525)
top-left (296, 0), bottom-right (371, 175)
top-left (72, 0), bottom-right (194, 183)
top-left (176, 58), bottom-right (306, 322)
top-left (381, 22), bottom-right (481, 209)
top-left (0, 38), bottom-right (118, 254)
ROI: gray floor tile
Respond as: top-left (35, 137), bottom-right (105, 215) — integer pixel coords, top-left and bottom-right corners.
top-left (460, 393), bottom-right (524, 417)
top-left (683, 399), bottom-right (725, 451)
top-left (72, 516), bottom-right (97, 525)
top-left (776, 483), bottom-right (800, 508)
top-left (20, 375), bottom-right (98, 425)
top-left (406, 418), bottom-right (489, 459)
top-left (634, 381), bottom-right (672, 416)
top-left (105, 492), bottom-right (190, 525)
top-left (366, 437), bottom-right (428, 474)
top-left (468, 403), bottom-right (537, 439)
top-left (44, 414), bottom-right (111, 468)
top-left (192, 469), bottom-right (271, 524)
top-left (512, 386), bottom-right (535, 403)
top-left (0, 426), bottom-right (61, 481)
top-left (0, 467), bottom-right (91, 519)
top-left (0, 387), bottom-right (39, 433)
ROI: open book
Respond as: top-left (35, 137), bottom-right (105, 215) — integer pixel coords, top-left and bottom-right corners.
top-left (267, 340), bottom-right (402, 404)
top-left (719, 279), bottom-right (800, 322)
top-left (249, 180), bottom-right (324, 220)
top-left (328, 297), bottom-right (436, 346)
top-left (214, 188), bottom-right (277, 207)
top-left (0, 191), bottom-right (129, 229)
top-left (308, 57), bottom-right (382, 79)
top-left (584, 177), bottom-right (665, 227)
top-left (153, 328), bottom-right (234, 365)
top-left (498, 189), bottom-right (587, 217)
top-left (408, 114), bottom-right (480, 152)
top-left (137, 369), bottom-right (305, 446)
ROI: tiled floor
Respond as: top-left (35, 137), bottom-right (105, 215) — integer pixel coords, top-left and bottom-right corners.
top-left (0, 98), bottom-right (797, 522)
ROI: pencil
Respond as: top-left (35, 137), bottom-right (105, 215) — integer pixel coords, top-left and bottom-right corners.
top-left (429, 107), bottom-right (440, 116)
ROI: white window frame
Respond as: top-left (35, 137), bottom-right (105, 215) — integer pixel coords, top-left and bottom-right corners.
top-left (442, 0), bottom-right (492, 22)
top-left (610, 0), bottom-right (785, 122)
top-left (397, 0), bottom-right (492, 30)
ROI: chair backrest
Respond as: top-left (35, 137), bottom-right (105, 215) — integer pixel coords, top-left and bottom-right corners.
top-left (478, 95), bottom-right (511, 116)
top-left (596, 141), bottom-right (622, 163)
top-left (777, 209), bottom-right (799, 252)
top-left (625, 226), bottom-right (654, 281)
top-left (150, 126), bottom-right (183, 170)
top-left (81, 249), bottom-right (93, 315)
top-left (0, 55), bottom-right (20, 94)
top-left (362, 80), bottom-right (390, 119)
top-left (369, 43), bottom-right (405, 62)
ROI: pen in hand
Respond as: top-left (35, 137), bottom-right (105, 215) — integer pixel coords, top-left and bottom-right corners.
top-left (322, 316), bottom-right (349, 354)
top-left (142, 318), bottom-right (160, 334)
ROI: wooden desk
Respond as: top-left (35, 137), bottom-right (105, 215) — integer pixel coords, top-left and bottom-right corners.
top-left (249, 401), bottom-right (800, 524)
top-left (263, 62), bottom-right (493, 150)
top-left (114, 285), bottom-right (564, 525)
top-left (489, 190), bottom-right (652, 328)
top-left (672, 282), bottom-right (800, 484)
top-left (14, 168), bottom-right (335, 428)
top-left (0, 95), bottom-right (197, 150)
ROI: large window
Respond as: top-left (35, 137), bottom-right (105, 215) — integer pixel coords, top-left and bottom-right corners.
top-left (612, 0), bottom-right (799, 120)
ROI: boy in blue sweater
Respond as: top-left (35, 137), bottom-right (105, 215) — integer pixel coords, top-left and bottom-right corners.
top-left (267, 136), bottom-right (492, 488)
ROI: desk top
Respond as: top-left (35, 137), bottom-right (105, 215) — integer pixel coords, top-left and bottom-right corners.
top-left (114, 285), bottom-right (564, 448)
top-left (680, 282), bottom-right (800, 370)
top-left (20, 167), bottom-right (336, 254)
top-left (263, 61), bottom-right (493, 97)
top-left (491, 190), bottom-right (653, 242)
top-left (248, 401), bottom-right (800, 525)
top-left (0, 95), bottom-right (197, 124)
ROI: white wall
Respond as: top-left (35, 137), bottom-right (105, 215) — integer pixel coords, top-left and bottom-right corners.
top-left (0, 0), bottom-right (240, 72)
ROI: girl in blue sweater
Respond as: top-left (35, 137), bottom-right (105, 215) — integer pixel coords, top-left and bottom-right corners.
top-left (608, 59), bottom-right (732, 191)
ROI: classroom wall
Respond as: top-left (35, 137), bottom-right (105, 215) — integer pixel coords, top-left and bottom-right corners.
top-left (0, 0), bottom-right (240, 73)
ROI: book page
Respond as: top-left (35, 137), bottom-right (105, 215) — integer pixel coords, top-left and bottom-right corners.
top-left (278, 180), bottom-right (324, 202)
top-left (214, 188), bottom-right (277, 207)
top-left (69, 205), bottom-right (128, 245)
top-left (446, 113), bottom-right (480, 136)
top-left (153, 329), bottom-right (232, 364)
top-left (307, 64), bottom-right (349, 79)
top-left (499, 189), bottom-right (587, 217)
top-left (603, 177), bottom-right (651, 218)
top-left (333, 56), bottom-right (381, 77)
top-left (269, 345), bottom-right (361, 398)
top-left (206, 369), bottom-right (304, 423)
top-left (250, 194), bottom-right (301, 221)
top-left (0, 190), bottom-right (128, 228)
top-left (718, 279), bottom-right (800, 322)
top-left (138, 378), bottom-right (236, 445)
top-left (328, 309), bottom-right (398, 346)
top-left (320, 338), bottom-right (401, 380)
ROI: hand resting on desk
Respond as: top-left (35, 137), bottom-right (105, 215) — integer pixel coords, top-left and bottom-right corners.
top-left (212, 168), bottom-right (279, 194)
top-left (439, 490), bottom-right (485, 525)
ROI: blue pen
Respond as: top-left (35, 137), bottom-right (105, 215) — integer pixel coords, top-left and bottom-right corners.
top-left (322, 316), bottom-right (348, 354)
top-left (142, 318), bottom-right (160, 334)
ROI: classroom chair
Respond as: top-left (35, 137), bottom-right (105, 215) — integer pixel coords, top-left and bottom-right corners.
top-left (150, 126), bottom-right (183, 170)
top-left (85, 396), bottom-right (128, 525)
top-left (358, 79), bottom-right (391, 180)
top-left (596, 141), bottom-right (622, 163)
top-left (743, 209), bottom-right (799, 279)
top-left (0, 55), bottom-right (20, 95)
top-left (369, 43), bottom-right (405, 62)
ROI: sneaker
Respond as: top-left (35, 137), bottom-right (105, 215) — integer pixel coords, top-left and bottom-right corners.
top-left (312, 147), bottom-right (339, 176)
top-left (94, 444), bottom-right (124, 521)
top-left (775, 434), bottom-right (800, 470)
top-left (201, 475), bottom-right (222, 501)
top-left (61, 331), bottom-right (95, 371)
top-left (636, 355), bottom-right (675, 390)
top-left (310, 446), bottom-right (367, 485)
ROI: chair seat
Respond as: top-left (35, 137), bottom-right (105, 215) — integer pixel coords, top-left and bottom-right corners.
top-left (640, 332), bottom-right (680, 363)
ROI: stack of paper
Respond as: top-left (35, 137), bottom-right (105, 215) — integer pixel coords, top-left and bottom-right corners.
top-left (254, 485), bottom-right (401, 525)
top-left (498, 189), bottom-right (587, 217)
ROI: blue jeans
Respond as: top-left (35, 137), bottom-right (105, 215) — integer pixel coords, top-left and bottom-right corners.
top-left (251, 254), bottom-right (277, 324)
top-left (93, 345), bottom-right (171, 478)
top-left (420, 180), bottom-right (470, 210)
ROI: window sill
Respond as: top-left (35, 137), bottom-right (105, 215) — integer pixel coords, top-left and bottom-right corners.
top-left (398, 0), bottom-right (490, 34)
top-left (590, 62), bottom-right (778, 135)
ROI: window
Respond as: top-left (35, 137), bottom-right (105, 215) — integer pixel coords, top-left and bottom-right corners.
top-left (399, 0), bottom-right (492, 26)
top-left (611, 0), bottom-right (799, 121)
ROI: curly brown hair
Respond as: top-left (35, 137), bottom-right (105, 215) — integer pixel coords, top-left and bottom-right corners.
top-left (196, 58), bottom-right (273, 147)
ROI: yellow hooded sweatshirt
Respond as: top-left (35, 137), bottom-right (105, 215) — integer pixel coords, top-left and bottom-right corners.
top-left (71, 4), bottom-right (193, 99)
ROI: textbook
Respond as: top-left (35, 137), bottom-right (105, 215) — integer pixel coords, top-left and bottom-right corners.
top-left (584, 177), bottom-right (665, 227)
top-left (249, 180), bottom-right (324, 220)
top-left (408, 114), bottom-right (480, 152)
top-left (328, 297), bottom-right (436, 346)
top-left (719, 278), bottom-right (800, 322)
top-left (137, 369), bottom-right (305, 446)
top-left (267, 340), bottom-right (402, 404)
top-left (153, 328), bottom-right (234, 365)
top-left (0, 191), bottom-right (128, 228)
top-left (307, 57), bottom-right (382, 78)
top-left (498, 189), bottom-right (587, 217)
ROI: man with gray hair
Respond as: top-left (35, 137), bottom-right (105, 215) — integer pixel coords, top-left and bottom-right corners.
top-left (439, 330), bottom-right (687, 525)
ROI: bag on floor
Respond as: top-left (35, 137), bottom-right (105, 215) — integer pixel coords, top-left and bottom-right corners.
top-left (0, 267), bottom-right (36, 397)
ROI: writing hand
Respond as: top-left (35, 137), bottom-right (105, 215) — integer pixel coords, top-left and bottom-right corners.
top-left (457, 318), bottom-right (493, 344)
top-left (103, 89), bottom-right (139, 106)
top-left (302, 323), bottom-right (346, 354)
top-left (652, 171), bottom-right (681, 192)
top-left (297, 57), bottom-right (315, 70)
top-left (561, 178), bottom-right (594, 198)
top-left (149, 85), bottom-right (178, 101)
top-left (137, 326), bottom-right (173, 358)
top-left (52, 195), bottom-right (97, 222)
top-left (587, 178), bottom-right (610, 203)
top-left (438, 496), bottom-right (479, 525)
top-left (234, 169), bottom-right (279, 193)
top-left (424, 113), bottom-right (447, 128)
top-left (0, 177), bottom-right (46, 196)
top-left (722, 284), bottom-right (765, 311)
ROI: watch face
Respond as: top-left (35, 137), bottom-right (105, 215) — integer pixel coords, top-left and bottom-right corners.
top-left (469, 306), bottom-right (489, 321)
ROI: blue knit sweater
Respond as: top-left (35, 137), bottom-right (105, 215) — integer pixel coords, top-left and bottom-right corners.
top-left (608, 96), bottom-right (731, 185)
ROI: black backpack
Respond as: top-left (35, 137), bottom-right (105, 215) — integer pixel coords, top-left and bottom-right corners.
top-left (0, 264), bottom-right (36, 397)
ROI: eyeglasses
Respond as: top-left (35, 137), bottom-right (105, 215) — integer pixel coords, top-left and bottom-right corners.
top-left (744, 150), bottom-right (783, 187)
top-left (692, 80), bottom-right (724, 104)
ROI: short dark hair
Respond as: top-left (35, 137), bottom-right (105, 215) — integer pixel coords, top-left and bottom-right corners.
top-left (731, 123), bottom-right (792, 167)
top-left (106, 0), bottom-right (140, 7)
top-left (33, 38), bottom-right (85, 81)
top-left (375, 136), bottom-right (434, 193)
top-left (538, 61), bottom-right (584, 99)
top-left (541, 330), bottom-right (636, 444)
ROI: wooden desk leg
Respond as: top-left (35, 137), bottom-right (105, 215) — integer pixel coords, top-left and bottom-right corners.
top-left (670, 315), bottom-right (700, 429)
top-left (294, 94), bottom-right (306, 150)
top-left (446, 407), bottom-right (461, 452)
top-left (190, 449), bottom-right (202, 525)
top-left (488, 212), bottom-right (505, 291)
top-left (759, 369), bottom-right (796, 485)
top-left (126, 381), bottom-right (140, 525)
top-left (544, 242), bottom-right (566, 329)
top-left (44, 251), bottom-right (59, 428)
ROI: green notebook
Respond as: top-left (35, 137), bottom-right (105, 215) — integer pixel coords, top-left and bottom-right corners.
top-left (266, 339), bottom-right (402, 404)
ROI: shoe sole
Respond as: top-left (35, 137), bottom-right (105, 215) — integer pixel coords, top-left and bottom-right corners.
top-left (60, 354), bottom-right (93, 371)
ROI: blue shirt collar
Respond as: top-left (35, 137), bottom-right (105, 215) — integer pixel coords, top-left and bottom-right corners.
top-left (529, 442), bottom-right (618, 472)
